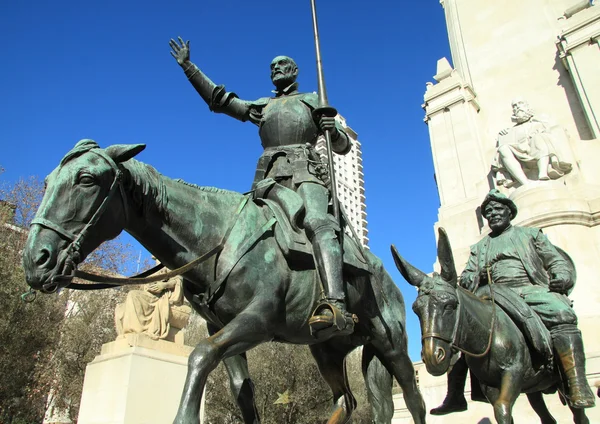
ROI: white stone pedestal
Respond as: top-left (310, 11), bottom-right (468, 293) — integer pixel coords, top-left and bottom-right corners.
top-left (77, 334), bottom-right (198, 424)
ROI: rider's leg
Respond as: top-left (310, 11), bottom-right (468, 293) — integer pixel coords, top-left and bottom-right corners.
top-left (297, 182), bottom-right (353, 335)
top-left (498, 145), bottom-right (529, 185)
top-left (430, 355), bottom-right (468, 415)
top-left (522, 288), bottom-right (595, 409)
top-left (551, 325), bottom-right (595, 408)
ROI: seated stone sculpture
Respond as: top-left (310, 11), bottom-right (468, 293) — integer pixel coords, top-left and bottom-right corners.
top-left (115, 274), bottom-right (191, 344)
top-left (492, 98), bottom-right (572, 188)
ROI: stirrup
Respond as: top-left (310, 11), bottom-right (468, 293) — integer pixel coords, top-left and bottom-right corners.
top-left (308, 300), bottom-right (357, 339)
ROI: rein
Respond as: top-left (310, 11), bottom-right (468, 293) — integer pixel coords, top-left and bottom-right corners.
top-left (421, 267), bottom-right (497, 358)
top-left (31, 149), bottom-right (129, 293)
top-left (70, 195), bottom-right (252, 290)
top-left (28, 147), bottom-right (259, 295)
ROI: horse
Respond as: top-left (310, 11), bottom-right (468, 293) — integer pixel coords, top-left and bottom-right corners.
top-left (22, 140), bottom-right (426, 424)
top-left (390, 228), bottom-right (590, 424)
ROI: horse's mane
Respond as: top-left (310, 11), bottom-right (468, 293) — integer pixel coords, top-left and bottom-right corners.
top-left (123, 160), bottom-right (242, 222)
top-left (61, 140), bottom-right (241, 224)
top-left (174, 179), bottom-right (239, 195)
top-left (122, 159), bottom-right (170, 222)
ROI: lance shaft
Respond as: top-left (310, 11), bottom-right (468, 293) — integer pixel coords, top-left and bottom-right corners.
top-left (310, 0), bottom-right (341, 222)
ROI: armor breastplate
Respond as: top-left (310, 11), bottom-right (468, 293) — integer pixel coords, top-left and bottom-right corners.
top-left (259, 95), bottom-right (318, 148)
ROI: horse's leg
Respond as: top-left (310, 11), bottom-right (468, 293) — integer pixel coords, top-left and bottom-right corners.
top-left (309, 341), bottom-right (357, 424)
top-left (526, 392), bottom-right (556, 424)
top-left (568, 404), bottom-right (590, 424)
top-left (378, 348), bottom-right (425, 424)
top-left (368, 299), bottom-right (426, 422)
top-left (174, 313), bottom-right (270, 424)
top-left (362, 345), bottom-right (394, 424)
top-left (207, 324), bottom-right (259, 424)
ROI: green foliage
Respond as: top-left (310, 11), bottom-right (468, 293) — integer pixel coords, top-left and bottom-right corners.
top-left (0, 180), bottom-right (66, 423)
top-left (0, 172), bottom-right (138, 422)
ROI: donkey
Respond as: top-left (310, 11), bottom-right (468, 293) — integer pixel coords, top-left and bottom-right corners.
top-left (391, 227), bottom-right (590, 424)
top-left (22, 140), bottom-right (426, 424)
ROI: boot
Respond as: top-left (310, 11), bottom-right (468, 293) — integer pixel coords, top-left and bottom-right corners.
top-left (431, 356), bottom-right (468, 415)
top-left (553, 328), bottom-right (595, 409)
top-left (308, 230), bottom-right (355, 337)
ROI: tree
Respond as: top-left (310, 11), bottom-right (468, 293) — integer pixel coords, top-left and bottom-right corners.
top-left (0, 172), bottom-right (143, 422)
top-left (0, 177), bottom-right (66, 423)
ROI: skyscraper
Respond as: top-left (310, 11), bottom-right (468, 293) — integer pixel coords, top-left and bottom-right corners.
top-left (315, 115), bottom-right (369, 247)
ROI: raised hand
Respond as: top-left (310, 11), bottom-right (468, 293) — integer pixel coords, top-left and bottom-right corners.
top-left (170, 36), bottom-right (190, 66)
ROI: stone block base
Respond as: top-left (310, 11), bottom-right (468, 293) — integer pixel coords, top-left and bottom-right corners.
top-left (78, 334), bottom-right (196, 424)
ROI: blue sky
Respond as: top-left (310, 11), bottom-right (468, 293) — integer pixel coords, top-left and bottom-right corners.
top-left (1, 1), bottom-right (450, 360)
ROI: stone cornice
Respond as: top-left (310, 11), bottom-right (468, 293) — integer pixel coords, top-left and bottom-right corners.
top-left (423, 77), bottom-right (480, 121)
top-left (557, 6), bottom-right (600, 56)
top-left (517, 209), bottom-right (600, 228)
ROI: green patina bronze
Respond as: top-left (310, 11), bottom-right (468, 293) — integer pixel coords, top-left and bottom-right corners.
top-left (169, 37), bottom-right (356, 338)
top-left (22, 139), bottom-right (427, 424)
top-left (391, 189), bottom-right (595, 424)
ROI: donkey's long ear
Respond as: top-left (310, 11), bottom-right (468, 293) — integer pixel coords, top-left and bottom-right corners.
top-left (105, 144), bottom-right (146, 163)
top-left (437, 227), bottom-right (457, 286)
top-left (391, 244), bottom-right (426, 288)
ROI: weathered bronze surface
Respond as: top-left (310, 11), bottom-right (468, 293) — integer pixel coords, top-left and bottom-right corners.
top-left (22, 139), bottom-right (426, 424)
top-left (392, 189), bottom-right (595, 424)
top-left (170, 36), bottom-right (356, 339)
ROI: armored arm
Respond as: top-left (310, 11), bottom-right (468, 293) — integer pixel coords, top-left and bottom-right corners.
top-left (170, 37), bottom-right (250, 122)
top-left (308, 93), bottom-right (351, 155)
top-left (331, 121), bottom-right (351, 155)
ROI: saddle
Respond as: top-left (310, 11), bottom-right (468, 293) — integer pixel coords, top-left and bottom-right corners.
top-left (479, 284), bottom-right (554, 369)
top-left (252, 178), bottom-right (370, 275)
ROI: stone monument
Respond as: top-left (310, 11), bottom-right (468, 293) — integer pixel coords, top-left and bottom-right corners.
top-left (391, 0), bottom-right (600, 422)
top-left (77, 273), bottom-right (201, 424)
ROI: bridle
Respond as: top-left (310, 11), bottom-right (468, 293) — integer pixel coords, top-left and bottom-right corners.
top-left (26, 147), bottom-right (274, 302)
top-left (419, 270), bottom-right (497, 358)
top-left (31, 148), bottom-right (129, 293)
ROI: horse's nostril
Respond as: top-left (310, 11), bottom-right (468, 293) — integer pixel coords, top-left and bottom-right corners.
top-left (35, 248), bottom-right (52, 267)
top-left (435, 347), bottom-right (446, 364)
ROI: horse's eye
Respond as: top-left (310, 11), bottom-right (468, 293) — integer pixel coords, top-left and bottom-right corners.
top-left (78, 175), bottom-right (96, 186)
top-left (444, 303), bottom-right (456, 311)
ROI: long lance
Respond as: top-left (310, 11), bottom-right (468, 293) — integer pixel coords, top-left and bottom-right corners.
top-left (310, 0), bottom-right (341, 222)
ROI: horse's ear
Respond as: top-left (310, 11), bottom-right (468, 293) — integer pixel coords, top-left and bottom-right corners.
top-left (105, 144), bottom-right (146, 163)
top-left (391, 244), bottom-right (426, 288)
top-left (437, 227), bottom-right (457, 286)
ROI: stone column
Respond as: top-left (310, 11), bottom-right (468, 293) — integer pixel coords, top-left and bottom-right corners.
top-left (424, 58), bottom-right (490, 266)
top-left (439, 0), bottom-right (473, 87)
top-left (556, 5), bottom-right (600, 138)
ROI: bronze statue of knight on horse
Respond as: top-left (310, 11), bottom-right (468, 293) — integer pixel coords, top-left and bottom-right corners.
top-left (20, 4), bottom-right (427, 424)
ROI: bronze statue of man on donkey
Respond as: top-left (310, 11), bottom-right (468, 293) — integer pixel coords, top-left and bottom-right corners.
top-left (392, 189), bottom-right (595, 424)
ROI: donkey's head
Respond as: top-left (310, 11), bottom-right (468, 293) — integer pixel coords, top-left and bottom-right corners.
top-left (22, 140), bottom-right (145, 293)
top-left (391, 227), bottom-right (459, 376)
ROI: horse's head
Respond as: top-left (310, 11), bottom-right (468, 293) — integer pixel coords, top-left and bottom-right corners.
top-left (23, 140), bottom-right (145, 293)
top-left (391, 227), bottom-right (458, 376)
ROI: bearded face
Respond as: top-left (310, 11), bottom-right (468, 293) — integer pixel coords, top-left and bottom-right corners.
top-left (511, 99), bottom-right (534, 123)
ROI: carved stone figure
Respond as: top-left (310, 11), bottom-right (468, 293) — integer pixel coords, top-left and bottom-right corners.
top-left (115, 275), bottom-right (191, 343)
top-left (394, 190), bottom-right (595, 423)
top-left (169, 38), bottom-right (354, 337)
top-left (492, 99), bottom-right (573, 187)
